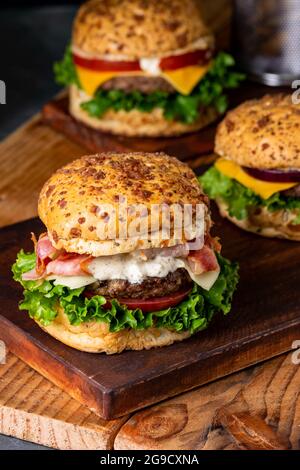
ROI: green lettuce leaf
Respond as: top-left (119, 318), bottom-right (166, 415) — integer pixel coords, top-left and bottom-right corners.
top-left (54, 45), bottom-right (245, 124)
top-left (54, 45), bottom-right (81, 88)
top-left (200, 166), bottom-right (300, 222)
top-left (12, 250), bottom-right (239, 334)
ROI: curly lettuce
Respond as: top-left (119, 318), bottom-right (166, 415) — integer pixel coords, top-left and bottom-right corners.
top-left (54, 46), bottom-right (245, 124)
top-left (200, 166), bottom-right (300, 222)
top-left (12, 250), bottom-right (239, 335)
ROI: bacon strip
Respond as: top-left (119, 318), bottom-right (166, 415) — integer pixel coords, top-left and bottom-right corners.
top-left (46, 254), bottom-right (92, 277)
top-left (187, 244), bottom-right (219, 275)
top-left (22, 233), bottom-right (92, 281)
top-left (22, 268), bottom-right (44, 281)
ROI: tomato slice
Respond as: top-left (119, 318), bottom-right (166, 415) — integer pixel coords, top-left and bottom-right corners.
top-left (99, 286), bottom-right (192, 313)
top-left (73, 48), bottom-right (213, 73)
top-left (160, 49), bottom-right (213, 71)
top-left (73, 54), bottom-right (142, 72)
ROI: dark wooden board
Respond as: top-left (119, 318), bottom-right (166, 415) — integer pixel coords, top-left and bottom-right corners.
top-left (42, 83), bottom-right (287, 161)
top-left (1, 201), bottom-right (300, 420)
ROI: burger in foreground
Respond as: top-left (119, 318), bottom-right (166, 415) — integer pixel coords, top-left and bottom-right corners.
top-left (12, 152), bottom-right (238, 354)
top-left (200, 95), bottom-right (300, 241)
top-left (54, 0), bottom-right (244, 137)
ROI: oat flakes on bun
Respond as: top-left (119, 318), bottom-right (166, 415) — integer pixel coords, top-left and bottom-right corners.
top-left (54, 0), bottom-right (243, 137)
top-left (13, 152), bottom-right (238, 354)
top-left (200, 94), bottom-right (300, 240)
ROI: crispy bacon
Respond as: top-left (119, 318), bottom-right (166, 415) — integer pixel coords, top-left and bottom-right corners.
top-left (32, 232), bottom-right (60, 275)
top-left (46, 253), bottom-right (92, 277)
top-left (22, 268), bottom-right (44, 281)
top-left (187, 244), bottom-right (219, 275)
top-left (22, 233), bottom-right (92, 281)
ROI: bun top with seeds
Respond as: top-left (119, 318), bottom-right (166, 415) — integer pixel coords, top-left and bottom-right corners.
top-left (215, 94), bottom-right (300, 170)
top-left (72, 0), bottom-right (211, 59)
top-left (38, 152), bottom-right (210, 256)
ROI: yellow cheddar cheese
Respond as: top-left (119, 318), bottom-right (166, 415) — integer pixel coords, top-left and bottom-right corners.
top-left (215, 158), bottom-right (298, 200)
top-left (162, 63), bottom-right (211, 95)
top-left (75, 63), bottom-right (211, 97)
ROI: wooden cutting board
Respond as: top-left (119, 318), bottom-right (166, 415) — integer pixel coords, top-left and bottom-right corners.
top-left (1, 206), bottom-right (300, 419)
top-left (1, 351), bottom-right (299, 450)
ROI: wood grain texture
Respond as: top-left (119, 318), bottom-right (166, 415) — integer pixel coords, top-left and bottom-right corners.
top-left (115, 369), bottom-right (252, 450)
top-left (0, 353), bottom-right (126, 450)
top-left (1, 350), bottom-right (299, 450)
top-left (115, 352), bottom-right (300, 450)
top-left (215, 354), bottom-right (300, 450)
top-left (0, 114), bottom-right (85, 228)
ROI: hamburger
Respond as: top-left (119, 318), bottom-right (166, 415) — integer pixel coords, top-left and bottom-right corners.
top-left (12, 152), bottom-right (238, 354)
top-left (54, 0), bottom-right (244, 137)
top-left (200, 94), bottom-right (300, 240)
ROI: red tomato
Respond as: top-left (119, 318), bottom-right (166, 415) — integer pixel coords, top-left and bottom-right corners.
top-left (101, 286), bottom-right (193, 312)
top-left (73, 48), bottom-right (213, 73)
top-left (160, 49), bottom-right (213, 71)
top-left (73, 54), bottom-right (141, 72)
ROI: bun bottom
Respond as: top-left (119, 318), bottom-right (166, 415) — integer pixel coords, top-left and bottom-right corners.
top-left (217, 200), bottom-right (300, 241)
top-left (69, 85), bottom-right (219, 137)
top-left (36, 307), bottom-right (191, 354)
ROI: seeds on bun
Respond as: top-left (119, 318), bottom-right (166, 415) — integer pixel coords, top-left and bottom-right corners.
top-left (54, 0), bottom-right (244, 137)
top-left (200, 94), bottom-right (300, 240)
top-left (72, 0), bottom-right (210, 58)
top-left (215, 94), bottom-right (300, 170)
top-left (38, 152), bottom-right (210, 256)
top-left (13, 152), bottom-right (238, 354)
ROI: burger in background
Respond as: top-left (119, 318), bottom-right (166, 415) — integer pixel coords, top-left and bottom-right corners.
top-left (200, 94), bottom-right (300, 240)
top-left (54, 0), bottom-right (244, 137)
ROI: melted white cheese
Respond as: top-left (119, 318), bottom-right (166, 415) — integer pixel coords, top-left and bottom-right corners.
top-left (48, 253), bottom-right (220, 292)
top-left (88, 254), bottom-right (180, 284)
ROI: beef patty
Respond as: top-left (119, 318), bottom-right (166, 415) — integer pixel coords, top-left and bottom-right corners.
top-left (88, 268), bottom-right (192, 299)
top-left (282, 184), bottom-right (300, 198)
top-left (100, 76), bottom-right (175, 94)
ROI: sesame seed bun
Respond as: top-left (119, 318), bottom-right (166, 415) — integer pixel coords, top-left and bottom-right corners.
top-left (72, 0), bottom-right (212, 59)
top-left (36, 307), bottom-right (191, 354)
top-left (215, 94), bottom-right (300, 170)
top-left (38, 152), bottom-right (210, 256)
top-left (217, 199), bottom-right (300, 241)
top-left (70, 85), bottom-right (219, 137)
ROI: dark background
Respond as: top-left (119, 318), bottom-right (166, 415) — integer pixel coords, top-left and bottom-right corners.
top-left (0, 2), bottom-right (83, 139)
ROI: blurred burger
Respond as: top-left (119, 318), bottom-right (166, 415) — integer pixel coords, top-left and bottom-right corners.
top-left (54, 0), bottom-right (243, 137)
top-left (13, 152), bottom-right (238, 354)
top-left (200, 94), bottom-right (300, 240)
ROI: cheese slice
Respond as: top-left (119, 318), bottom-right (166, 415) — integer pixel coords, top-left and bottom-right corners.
top-left (180, 261), bottom-right (220, 291)
top-left (76, 63), bottom-right (211, 97)
top-left (46, 274), bottom-right (95, 290)
top-left (215, 158), bottom-right (298, 200)
top-left (162, 63), bottom-right (211, 95)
